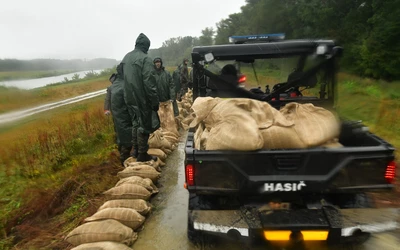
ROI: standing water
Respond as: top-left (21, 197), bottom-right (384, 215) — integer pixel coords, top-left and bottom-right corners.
top-left (0, 69), bottom-right (104, 89)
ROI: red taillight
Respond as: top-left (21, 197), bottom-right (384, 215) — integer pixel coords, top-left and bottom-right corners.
top-left (290, 92), bottom-right (298, 97)
top-left (186, 164), bottom-right (195, 186)
top-left (238, 75), bottom-right (246, 83)
top-left (385, 161), bottom-right (396, 184)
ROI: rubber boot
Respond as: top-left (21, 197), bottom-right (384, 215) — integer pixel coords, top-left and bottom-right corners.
top-left (120, 145), bottom-right (132, 166)
top-left (137, 152), bottom-right (157, 162)
top-left (132, 149), bottom-right (139, 158)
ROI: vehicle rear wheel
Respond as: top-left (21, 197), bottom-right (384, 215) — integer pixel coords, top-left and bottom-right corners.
top-left (333, 193), bottom-right (373, 246)
top-left (335, 193), bottom-right (374, 208)
top-left (187, 211), bottom-right (218, 245)
top-left (340, 230), bottom-right (371, 246)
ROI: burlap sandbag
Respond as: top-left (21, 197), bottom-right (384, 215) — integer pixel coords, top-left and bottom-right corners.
top-left (183, 101), bottom-right (191, 111)
top-left (179, 108), bottom-right (188, 118)
top-left (260, 126), bottom-right (306, 149)
top-left (157, 157), bottom-right (166, 167)
top-left (103, 184), bottom-right (152, 200)
top-left (117, 165), bottom-right (161, 182)
top-left (194, 123), bottom-right (204, 150)
top-left (124, 157), bottom-right (136, 166)
top-left (206, 111), bottom-right (264, 151)
top-left (85, 208), bottom-right (145, 230)
top-left (65, 219), bottom-right (137, 246)
top-left (124, 159), bottom-right (160, 170)
top-left (163, 131), bottom-right (179, 144)
top-left (320, 139), bottom-right (343, 148)
top-left (148, 129), bottom-right (172, 151)
top-left (148, 130), bottom-right (163, 149)
top-left (175, 116), bottom-right (183, 129)
top-left (125, 159), bottom-right (157, 167)
top-left (280, 103), bottom-right (340, 147)
top-left (116, 176), bottom-right (159, 194)
top-left (162, 147), bottom-right (172, 155)
top-left (177, 100), bottom-right (183, 109)
top-left (200, 126), bottom-right (210, 150)
top-left (71, 241), bottom-right (133, 250)
top-left (148, 148), bottom-right (167, 162)
top-left (186, 97), bottom-right (221, 129)
top-left (98, 199), bottom-right (152, 215)
top-left (163, 130), bottom-right (179, 138)
top-left (204, 98), bottom-right (292, 130)
top-left (163, 135), bottom-right (179, 144)
top-left (135, 163), bottom-right (161, 172)
top-left (158, 101), bottom-right (179, 137)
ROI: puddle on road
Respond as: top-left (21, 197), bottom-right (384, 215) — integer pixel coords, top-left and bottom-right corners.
top-left (132, 132), bottom-right (400, 250)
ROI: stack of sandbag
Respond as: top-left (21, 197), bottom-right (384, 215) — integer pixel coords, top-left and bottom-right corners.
top-left (66, 93), bottom-right (188, 249)
top-left (147, 121), bottom-right (180, 161)
top-left (148, 129), bottom-right (175, 157)
top-left (158, 101), bottom-right (179, 138)
top-left (65, 160), bottom-right (161, 249)
top-left (185, 97), bottom-right (340, 150)
top-left (175, 89), bottom-right (193, 129)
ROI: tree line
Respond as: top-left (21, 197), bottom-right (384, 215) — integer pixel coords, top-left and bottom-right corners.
top-left (148, 27), bottom-right (215, 67)
top-left (0, 58), bottom-right (118, 72)
top-left (151, 0), bottom-right (400, 80)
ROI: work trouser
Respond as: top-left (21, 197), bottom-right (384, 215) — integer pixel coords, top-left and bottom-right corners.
top-left (180, 81), bottom-right (188, 99)
top-left (131, 116), bottom-right (150, 154)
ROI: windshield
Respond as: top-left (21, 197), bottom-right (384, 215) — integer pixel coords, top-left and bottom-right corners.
top-left (206, 55), bottom-right (328, 99)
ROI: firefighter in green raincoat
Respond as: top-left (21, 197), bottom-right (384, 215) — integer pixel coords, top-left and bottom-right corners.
top-left (153, 57), bottom-right (174, 102)
top-left (153, 57), bottom-right (179, 116)
top-left (122, 33), bottom-right (159, 162)
top-left (110, 64), bottom-right (132, 165)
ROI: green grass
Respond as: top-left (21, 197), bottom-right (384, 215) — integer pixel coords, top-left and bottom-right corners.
top-left (0, 70), bottom-right (77, 81)
top-left (336, 73), bottom-right (400, 153)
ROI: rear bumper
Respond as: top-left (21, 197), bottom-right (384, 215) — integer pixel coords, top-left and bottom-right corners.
top-left (190, 208), bottom-right (400, 243)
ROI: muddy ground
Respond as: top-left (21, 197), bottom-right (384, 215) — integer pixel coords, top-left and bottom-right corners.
top-left (132, 134), bottom-right (400, 250)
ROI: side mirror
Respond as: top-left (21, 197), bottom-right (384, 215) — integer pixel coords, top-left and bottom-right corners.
top-left (204, 53), bottom-right (215, 63)
top-left (316, 45), bottom-right (328, 55)
top-left (332, 46), bottom-right (343, 57)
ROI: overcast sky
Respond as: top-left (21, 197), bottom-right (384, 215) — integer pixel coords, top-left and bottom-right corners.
top-left (0, 0), bottom-right (246, 60)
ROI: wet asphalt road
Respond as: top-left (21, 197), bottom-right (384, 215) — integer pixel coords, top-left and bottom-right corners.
top-left (132, 132), bottom-right (400, 250)
top-left (0, 89), bottom-right (106, 125)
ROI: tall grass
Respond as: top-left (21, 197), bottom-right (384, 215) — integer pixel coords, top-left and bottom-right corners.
top-left (0, 102), bottom-right (114, 178)
top-left (0, 97), bottom-right (116, 240)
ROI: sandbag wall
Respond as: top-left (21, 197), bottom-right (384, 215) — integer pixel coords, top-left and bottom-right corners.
top-left (64, 90), bottom-right (194, 249)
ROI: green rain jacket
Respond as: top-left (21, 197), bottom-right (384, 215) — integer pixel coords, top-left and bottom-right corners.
top-left (110, 64), bottom-right (132, 146)
top-left (122, 33), bottom-right (160, 134)
top-left (153, 59), bottom-right (175, 102)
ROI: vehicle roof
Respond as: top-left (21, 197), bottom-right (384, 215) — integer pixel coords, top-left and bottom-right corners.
top-left (192, 39), bottom-right (336, 61)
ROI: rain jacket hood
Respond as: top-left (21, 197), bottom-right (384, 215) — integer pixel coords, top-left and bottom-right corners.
top-left (135, 33), bottom-right (151, 54)
top-left (153, 57), bottom-right (164, 70)
top-left (116, 63), bottom-right (124, 80)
